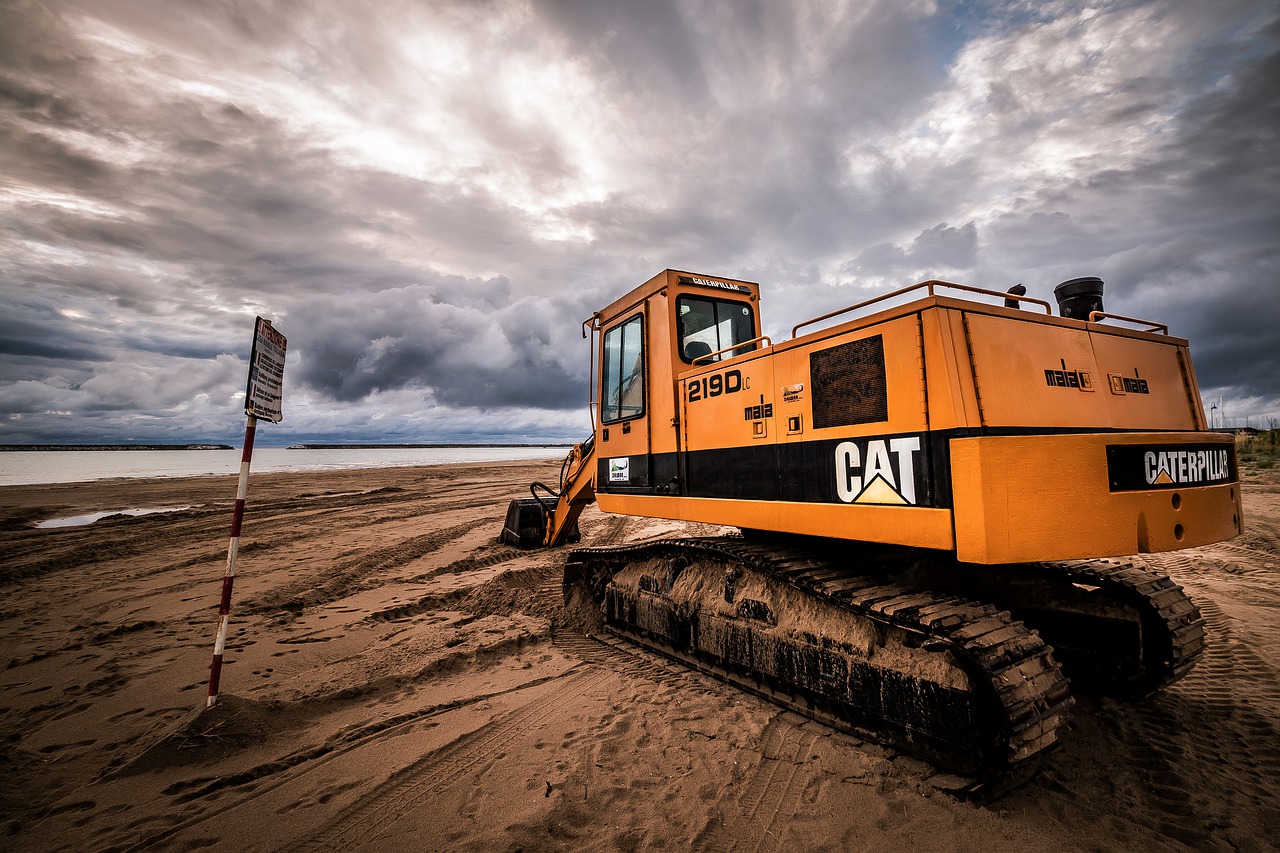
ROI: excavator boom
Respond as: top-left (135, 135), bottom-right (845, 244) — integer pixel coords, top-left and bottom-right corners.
top-left (500, 435), bottom-right (596, 547)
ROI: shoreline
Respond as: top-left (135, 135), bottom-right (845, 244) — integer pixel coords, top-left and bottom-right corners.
top-left (285, 442), bottom-right (574, 449)
top-left (0, 443), bottom-right (234, 452)
top-left (0, 442), bottom-right (572, 451)
top-left (0, 446), bottom-right (570, 489)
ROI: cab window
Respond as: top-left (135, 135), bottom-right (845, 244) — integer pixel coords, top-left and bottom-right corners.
top-left (678, 296), bottom-right (755, 363)
top-left (601, 314), bottom-right (644, 423)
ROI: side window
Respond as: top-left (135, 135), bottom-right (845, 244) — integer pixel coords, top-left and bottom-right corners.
top-left (678, 297), bottom-right (755, 363)
top-left (601, 314), bottom-right (645, 423)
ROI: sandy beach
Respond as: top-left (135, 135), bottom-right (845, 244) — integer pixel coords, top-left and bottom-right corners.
top-left (1, 459), bottom-right (1278, 851)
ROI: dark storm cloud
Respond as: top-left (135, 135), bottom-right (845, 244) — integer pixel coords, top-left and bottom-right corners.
top-left (285, 282), bottom-right (586, 410)
top-left (534, 0), bottom-right (709, 100)
top-left (846, 222), bottom-right (979, 278)
top-left (0, 326), bottom-right (104, 362)
top-left (1082, 10), bottom-right (1280, 408)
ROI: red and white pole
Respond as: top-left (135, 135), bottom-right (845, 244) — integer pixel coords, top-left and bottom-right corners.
top-left (207, 413), bottom-right (258, 708)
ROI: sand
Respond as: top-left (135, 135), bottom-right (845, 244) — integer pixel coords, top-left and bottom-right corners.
top-left (1, 459), bottom-right (1278, 851)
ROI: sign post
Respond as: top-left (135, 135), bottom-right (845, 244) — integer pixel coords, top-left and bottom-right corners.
top-left (207, 317), bottom-right (286, 708)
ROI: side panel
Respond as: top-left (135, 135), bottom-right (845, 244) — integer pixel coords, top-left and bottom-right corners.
top-left (950, 432), bottom-right (1242, 563)
top-left (774, 314), bottom-right (932, 509)
top-left (679, 314), bottom-right (933, 508)
top-left (681, 350), bottom-right (777, 498)
top-left (921, 307), bottom-right (980, 432)
top-left (962, 312), bottom-right (1111, 428)
top-left (1088, 331), bottom-right (1199, 429)
top-left (961, 310), bottom-right (1200, 431)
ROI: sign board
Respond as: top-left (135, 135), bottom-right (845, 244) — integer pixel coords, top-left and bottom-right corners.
top-left (244, 317), bottom-right (286, 422)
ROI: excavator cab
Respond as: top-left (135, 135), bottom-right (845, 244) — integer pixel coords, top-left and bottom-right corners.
top-left (500, 270), bottom-right (765, 548)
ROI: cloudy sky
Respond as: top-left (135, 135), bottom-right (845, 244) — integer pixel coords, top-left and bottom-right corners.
top-left (2, 0), bottom-right (1277, 445)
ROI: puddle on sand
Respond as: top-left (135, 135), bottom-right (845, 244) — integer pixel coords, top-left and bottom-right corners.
top-left (37, 506), bottom-right (192, 529)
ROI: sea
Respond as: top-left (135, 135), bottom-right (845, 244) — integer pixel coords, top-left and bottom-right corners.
top-left (0, 446), bottom-right (569, 487)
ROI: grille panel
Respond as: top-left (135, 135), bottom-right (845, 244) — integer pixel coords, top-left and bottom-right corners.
top-left (810, 335), bottom-right (888, 428)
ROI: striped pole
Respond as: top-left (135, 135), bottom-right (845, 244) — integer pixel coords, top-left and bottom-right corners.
top-left (207, 413), bottom-right (258, 708)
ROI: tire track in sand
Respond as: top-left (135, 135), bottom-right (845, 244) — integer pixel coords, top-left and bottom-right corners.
top-left (694, 712), bottom-right (819, 852)
top-left (1095, 552), bottom-right (1280, 847)
top-left (295, 667), bottom-right (610, 851)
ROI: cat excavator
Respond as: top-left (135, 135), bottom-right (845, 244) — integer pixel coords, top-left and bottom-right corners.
top-left (500, 269), bottom-right (1241, 786)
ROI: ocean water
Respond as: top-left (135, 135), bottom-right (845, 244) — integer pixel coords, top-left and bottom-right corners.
top-left (0, 446), bottom-right (568, 487)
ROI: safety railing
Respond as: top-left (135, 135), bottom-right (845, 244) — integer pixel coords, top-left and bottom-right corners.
top-left (790, 279), bottom-right (1053, 338)
top-left (691, 334), bottom-right (773, 365)
top-left (1088, 311), bottom-right (1168, 334)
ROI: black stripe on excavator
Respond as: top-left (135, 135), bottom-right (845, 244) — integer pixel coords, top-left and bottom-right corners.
top-left (597, 427), bottom-right (1240, 505)
top-left (597, 431), bottom-right (953, 508)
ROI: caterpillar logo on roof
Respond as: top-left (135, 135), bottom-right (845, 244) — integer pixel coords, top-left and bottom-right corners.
top-left (1106, 443), bottom-right (1236, 492)
top-left (678, 274), bottom-right (752, 294)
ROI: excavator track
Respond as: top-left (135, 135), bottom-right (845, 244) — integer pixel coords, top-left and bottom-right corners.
top-left (565, 537), bottom-right (1073, 785)
top-left (904, 557), bottom-right (1206, 697)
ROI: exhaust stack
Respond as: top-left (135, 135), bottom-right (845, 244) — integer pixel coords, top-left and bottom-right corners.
top-left (1054, 276), bottom-right (1105, 320)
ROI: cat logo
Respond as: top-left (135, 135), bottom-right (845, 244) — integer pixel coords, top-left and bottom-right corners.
top-left (834, 436), bottom-right (922, 505)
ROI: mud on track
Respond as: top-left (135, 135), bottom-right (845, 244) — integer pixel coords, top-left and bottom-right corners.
top-left (1, 461), bottom-right (1278, 851)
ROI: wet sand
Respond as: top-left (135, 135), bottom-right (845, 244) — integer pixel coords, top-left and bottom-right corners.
top-left (1, 460), bottom-right (1278, 851)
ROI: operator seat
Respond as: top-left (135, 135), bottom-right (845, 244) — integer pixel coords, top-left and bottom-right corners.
top-left (684, 341), bottom-right (713, 362)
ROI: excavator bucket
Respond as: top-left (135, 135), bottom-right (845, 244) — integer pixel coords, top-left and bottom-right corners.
top-left (499, 496), bottom-right (582, 547)
top-left (499, 438), bottom-right (594, 547)
top-left (499, 497), bottom-right (546, 547)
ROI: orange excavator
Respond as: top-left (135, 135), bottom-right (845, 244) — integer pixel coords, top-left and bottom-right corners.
top-left (501, 269), bottom-right (1241, 784)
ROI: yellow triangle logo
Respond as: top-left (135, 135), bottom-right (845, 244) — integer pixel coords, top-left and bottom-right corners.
top-left (1154, 470), bottom-right (1174, 485)
top-left (855, 475), bottom-right (909, 505)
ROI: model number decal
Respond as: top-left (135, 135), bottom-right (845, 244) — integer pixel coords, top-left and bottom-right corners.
top-left (687, 368), bottom-right (744, 402)
top-left (1044, 358), bottom-right (1094, 391)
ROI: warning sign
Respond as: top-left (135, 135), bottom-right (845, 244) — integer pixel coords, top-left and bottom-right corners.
top-left (244, 317), bottom-right (286, 423)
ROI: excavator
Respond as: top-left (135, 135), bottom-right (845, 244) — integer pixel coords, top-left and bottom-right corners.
top-left (500, 269), bottom-right (1241, 785)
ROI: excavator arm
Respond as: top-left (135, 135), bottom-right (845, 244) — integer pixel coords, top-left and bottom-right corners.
top-left (499, 436), bottom-right (596, 547)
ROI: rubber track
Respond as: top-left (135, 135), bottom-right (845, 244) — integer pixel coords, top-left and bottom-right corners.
top-left (566, 536), bottom-right (1073, 781)
top-left (1025, 558), bottom-right (1206, 691)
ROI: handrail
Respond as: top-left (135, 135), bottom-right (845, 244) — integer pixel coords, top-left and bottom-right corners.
top-left (791, 279), bottom-right (1054, 338)
top-left (692, 334), bottom-right (772, 365)
top-left (1088, 311), bottom-right (1168, 334)
top-left (582, 313), bottom-right (601, 430)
